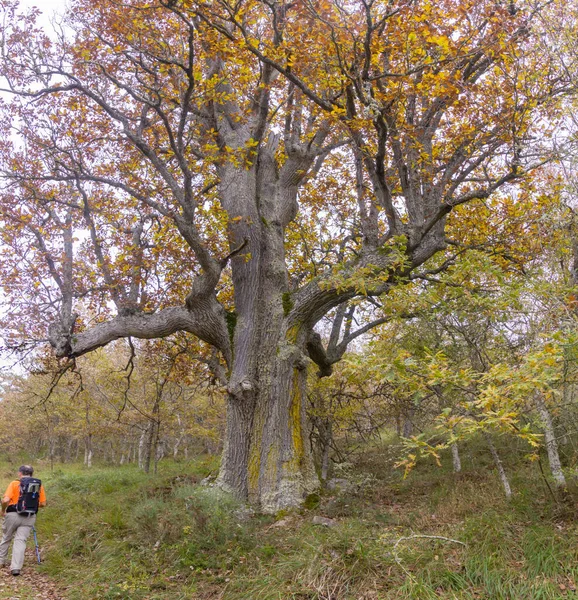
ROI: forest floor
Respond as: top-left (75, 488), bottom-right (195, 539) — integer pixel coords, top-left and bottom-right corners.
top-left (0, 556), bottom-right (66, 600)
top-left (1, 433), bottom-right (578, 599)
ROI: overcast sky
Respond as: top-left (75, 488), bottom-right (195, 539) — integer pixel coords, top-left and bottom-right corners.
top-left (20, 0), bottom-right (69, 25)
top-left (21, 0), bottom-right (67, 11)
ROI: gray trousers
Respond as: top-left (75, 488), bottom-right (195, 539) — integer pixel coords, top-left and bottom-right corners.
top-left (0, 512), bottom-right (36, 570)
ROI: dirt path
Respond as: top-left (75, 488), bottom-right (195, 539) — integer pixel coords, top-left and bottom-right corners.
top-left (0, 551), bottom-right (66, 600)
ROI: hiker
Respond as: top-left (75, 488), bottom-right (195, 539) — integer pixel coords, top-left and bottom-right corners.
top-left (0, 465), bottom-right (46, 576)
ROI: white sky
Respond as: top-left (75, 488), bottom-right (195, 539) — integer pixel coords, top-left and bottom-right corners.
top-left (20, 0), bottom-right (69, 26)
top-left (21, 0), bottom-right (67, 11)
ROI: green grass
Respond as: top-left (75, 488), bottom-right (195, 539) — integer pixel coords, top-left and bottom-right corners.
top-left (1, 434), bottom-right (577, 599)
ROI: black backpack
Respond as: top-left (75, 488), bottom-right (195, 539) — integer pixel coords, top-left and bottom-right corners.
top-left (16, 477), bottom-right (42, 515)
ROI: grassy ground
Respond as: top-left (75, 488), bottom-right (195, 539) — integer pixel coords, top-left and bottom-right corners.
top-left (1, 433), bottom-right (578, 599)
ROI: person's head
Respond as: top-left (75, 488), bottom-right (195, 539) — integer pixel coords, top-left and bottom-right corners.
top-left (18, 465), bottom-right (33, 478)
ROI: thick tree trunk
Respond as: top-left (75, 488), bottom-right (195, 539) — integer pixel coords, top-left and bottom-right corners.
top-left (255, 350), bottom-right (319, 510)
top-left (215, 160), bottom-right (320, 512)
top-left (218, 336), bottom-right (319, 512)
top-left (533, 392), bottom-right (566, 487)
top-left (220, 371), bottom-right (319, 511)
top-left (215, 216), bottom-right (319, 510)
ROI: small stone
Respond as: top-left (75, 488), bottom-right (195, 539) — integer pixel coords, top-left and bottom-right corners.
top-left (312, 516), bottom-right (338, 527)
top-left (234, 506), bottom-right (255, 522)
top-left (326, 478), bottom-right (353, 493)
top-left (270, 517), bottom-right (293, 528)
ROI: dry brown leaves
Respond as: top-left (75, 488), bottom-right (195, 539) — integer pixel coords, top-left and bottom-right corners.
top-left (0, 550), bottom-right (66, 600)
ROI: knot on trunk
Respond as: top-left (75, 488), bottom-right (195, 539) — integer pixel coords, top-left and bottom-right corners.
top-left (227, 377), bottom-right (254, 399)
top-left (48, 313), bottom-right (78, 358)
top-left (295, 353), bottom-right (309, 371)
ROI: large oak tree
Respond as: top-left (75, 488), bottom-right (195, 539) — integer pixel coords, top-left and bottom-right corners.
top-left (0, 0), bottom-right (570, 510)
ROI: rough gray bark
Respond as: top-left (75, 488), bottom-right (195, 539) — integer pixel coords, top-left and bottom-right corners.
top-left (533, 392), bottom-right (566, 487)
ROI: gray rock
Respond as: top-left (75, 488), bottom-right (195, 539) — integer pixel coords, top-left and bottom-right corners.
top-left (234, 506), bottom-right (255, 523)
top-left (270, 516), bottom-right (294, 528)
top-left (312, 516), bottom-right (338, 527)
top-left (326, 478), bottom-right (354, 493)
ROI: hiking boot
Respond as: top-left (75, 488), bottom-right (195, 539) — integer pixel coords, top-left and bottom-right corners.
top-left (11, 569), bottom-right (20, 576)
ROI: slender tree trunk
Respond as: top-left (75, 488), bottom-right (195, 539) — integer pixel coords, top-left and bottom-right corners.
top-left (83, 400), bottom-right (92, 467)
top-left (154, 438), bottom-right (164, 474)
top-left (533, 392), bottom-right (566, 487)
top-left (50, 438), bottom-right (55, 473)
top-left (173, 437), bottom-right (182, 459)
top-left (173, 415), bottom-right (185, 459)
top-left (144, 395), bottom-right (161, 475)
top-left (109, 441), bottom-right (116, 465)
top-left (484, 432), bottom-right (512, 499)
top-left (451, 443), bottom-right (461, 473)
top-left (402, 404), bottom-right (415, 438)
top-left (84, 434), bottom-right (93, 468)
top-left (138, 428), bottom-right (147, 470)
top-left (321, 420), bottom-right (333, 482)
top-left (143, 424), bottom-right (153, 474)
top-left (65, 438), bottom-right (74, 463)
top-left (402, 418), bottom-right (413, 438)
